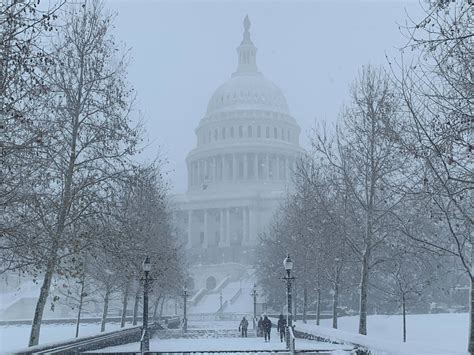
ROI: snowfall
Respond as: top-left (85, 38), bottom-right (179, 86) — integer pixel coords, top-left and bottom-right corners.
top-left (0, 313), bottom-right (468, 354)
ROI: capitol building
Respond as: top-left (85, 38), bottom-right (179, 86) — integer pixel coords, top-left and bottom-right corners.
top-left (173, 16), bottom-right (303, 299)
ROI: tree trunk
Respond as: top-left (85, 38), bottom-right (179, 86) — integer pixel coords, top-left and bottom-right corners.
top-left (358, 250), bottom-right (370, 335)
top-left (120, 281), bottom-right (130, 328)
top-left (303, 286), bottom-right (307, 324)
top-left (332, 282), bottom-right (339, 329)
top-left (316, 288), bottom-right (321, 326)
top-left (469, 276), bottom-right (474, 354)
top-left (101, 289), bottom-right (110, 332)
top-left (294, 283), bottom-right (298, 321)
top-left (28, 246), bottom-right (58, 346)
top-left (402, 295), bottom-right (406, 343)
top-left (28, 78), bottom-right (79, 345)
top-left (153, 295), bottom-right (162, 321)
top-left (132, 287), bottom-right (140, 326)
top-left (75, 271), bottom-right (86, 337)
top-left (159, 296), bottom-right (166, 320)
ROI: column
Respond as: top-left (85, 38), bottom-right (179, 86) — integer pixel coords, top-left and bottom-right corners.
top-left (275, 154), bottom-right (280, 180)
top-left (242, 206), bottom-right (247, 244)
top-left (187, 210), bottom-right (193, 248)
top-left (219, 209), bottom-right (225, 247)
top-left (243, 153), bottom-right (248, 180)
top-left (226, 208), bottom-right (231, 245)
top-left (254, 153), bottom-right (258, 180)
top-left (203, 209), bottom-right (208, 248)
top-left (194, 162), bottom-right (198, 185)
top-left (247, 207), bottom-right (252, 244)
top-left (232, 154), bottom-right (237, 181)
top-left (187, 164), bottom-right (191, 187)
top-left (213, 156), bottom-right (217, 181)
top-left (266, 154), bottom-right (270, 180)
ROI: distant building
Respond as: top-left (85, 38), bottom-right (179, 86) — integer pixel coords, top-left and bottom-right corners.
top-left (173, 16), bottom-right (303, 298)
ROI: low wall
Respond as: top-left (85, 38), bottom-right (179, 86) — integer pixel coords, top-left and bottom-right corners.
top-left (14, 322), bottom-right (163, 354)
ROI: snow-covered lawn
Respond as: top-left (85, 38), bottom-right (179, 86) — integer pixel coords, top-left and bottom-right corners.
top-left (0, 314), bottom-right (468, 354)
top-left (96, 336), bottom-right (352, 352)
top-left (294, 313), bottom-right (468, 355)
top-left (0, 322), bottom-right (130, 353)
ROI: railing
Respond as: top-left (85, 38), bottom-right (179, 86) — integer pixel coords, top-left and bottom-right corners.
top-left (216, 300), bottom-right (228, 314)
top-left (229, 288), bottom-right (242, 304)
top-left (190, 288), bottom-right (207, 305)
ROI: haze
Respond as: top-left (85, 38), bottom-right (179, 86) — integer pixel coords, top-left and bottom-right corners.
top-left (106, 0), bottom-right (423, 193)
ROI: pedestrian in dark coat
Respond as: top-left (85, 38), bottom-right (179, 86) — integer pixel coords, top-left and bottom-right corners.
top-left (257, 316), bottom-right (263, 337)
top-left (238, 316), bottom-right (248, 337)
top-left (262, 315), bottom-right (272, 342)
top-left (277, 314), bottom-right (287, 342)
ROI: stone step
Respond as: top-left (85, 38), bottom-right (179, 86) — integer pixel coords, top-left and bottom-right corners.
top-left (156, 329), bottom-right (256, 339)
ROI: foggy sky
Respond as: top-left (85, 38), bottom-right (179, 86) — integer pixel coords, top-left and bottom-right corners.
top-left (106, 0), bottom-right (423, 193)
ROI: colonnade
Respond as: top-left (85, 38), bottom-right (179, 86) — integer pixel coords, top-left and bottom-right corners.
top-left (185, 206), bottom-right (255, 249)
top-left (188, 153), bottom-right (296, 188)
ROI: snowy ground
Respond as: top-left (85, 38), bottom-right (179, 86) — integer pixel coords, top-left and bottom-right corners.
top-left (293, 313), bottom-right (468, 355)
top-left (0, 314), bottom-right (468, 354)
top-left (95, 334), bottom-right (352, 352)
top-left (0, 322), bottom-right (131, 353)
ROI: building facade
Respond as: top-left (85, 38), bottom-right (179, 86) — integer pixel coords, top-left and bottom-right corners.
top-left (173, 16), bottom-right (303, 293)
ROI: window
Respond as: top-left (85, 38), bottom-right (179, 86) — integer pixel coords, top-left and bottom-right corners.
top-left (230, 126), bottom-right (234, 138)
top-left (281, 128), bottom-right (284, 140)
top-left (248, 125), bottom-right (252, 138)
top-left (274, 127), bottom-right (278, 138)
top-left (239, 126), bottom-right (243, 138)
top-left (287, 130), bottom-right (291, 142)
top-left (266, 127), bottom-right (270, 138)
top-left (214, 129), bottom-right (218, 141)
top-left (222, 127), bottom-right (226, 139)
top-left (257, 126), bottom-right (261, 138)
top-left (208, 130), bottom-right (211, 142)
top-left (206, 276), bottom-right (217, 290)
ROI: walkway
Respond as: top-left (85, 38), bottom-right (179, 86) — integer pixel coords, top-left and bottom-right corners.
top-left (96, 333), bottom-right (352, 353)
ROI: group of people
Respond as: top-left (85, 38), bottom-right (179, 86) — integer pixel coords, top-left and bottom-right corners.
top-left (239, 314), bottom-right (288, 343)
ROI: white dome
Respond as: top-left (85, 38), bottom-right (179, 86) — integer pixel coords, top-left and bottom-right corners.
top-left (206, 72), bottom-right (289, 115)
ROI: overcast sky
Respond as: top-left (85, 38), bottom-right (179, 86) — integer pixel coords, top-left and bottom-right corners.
top-left (105, 0), bottom-right (424, 193)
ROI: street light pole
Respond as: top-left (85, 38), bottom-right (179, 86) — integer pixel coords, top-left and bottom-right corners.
top-left (251, 284), bottom-right (258, 329)
top-left (140, 256), bottom-right (151, 353)
top-left (182, 285), bottom-right (188, 333)
top-left (283, 254), bottom-right (295, 350)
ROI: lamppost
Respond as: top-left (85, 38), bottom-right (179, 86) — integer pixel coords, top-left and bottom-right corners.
top-left (140, 256), bottom-right (151, 353)
top-left (251, 284), bottom-right (258, 329)
top-left (182, 284), bottom-right (188, 333)
top-left (283, 254), bottom-right (295, 350)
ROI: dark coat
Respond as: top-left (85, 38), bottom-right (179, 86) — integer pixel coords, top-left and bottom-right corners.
top-left (277, 316), bottom-right (287, 332)
top-left (239, 318), bottom-right (248, 330)
top-left (262, 317), bottom-right (272, 332)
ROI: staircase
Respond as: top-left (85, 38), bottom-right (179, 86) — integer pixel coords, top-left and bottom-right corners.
top-left (156, 328), bottom-right (256, 339)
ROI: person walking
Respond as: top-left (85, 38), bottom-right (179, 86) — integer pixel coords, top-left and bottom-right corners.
top-left (257, 316), bottom-right (263, 337)
top-left (262, 315), bottom-right (272, 342)
top-left (277, 314), bottom-right (287, 342)
top-left (238, 316), bottom-right (248, 337)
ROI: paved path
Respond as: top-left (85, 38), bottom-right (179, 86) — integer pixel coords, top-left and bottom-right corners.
top-left (97, 334), bottom-right (352, 352)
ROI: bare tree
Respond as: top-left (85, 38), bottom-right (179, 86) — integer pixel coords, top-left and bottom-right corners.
top-left (1, 0), bottom-right (64, 273)
top-left (311, 66), bottom-right (408, 335)
top-left (394, 0), bottom-right (473, 351)
top-left (26, 1), bottom-right (140, 346)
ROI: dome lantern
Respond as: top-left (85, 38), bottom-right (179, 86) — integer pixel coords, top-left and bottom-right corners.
top-left (234, 15), bottom-right (258, 75)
